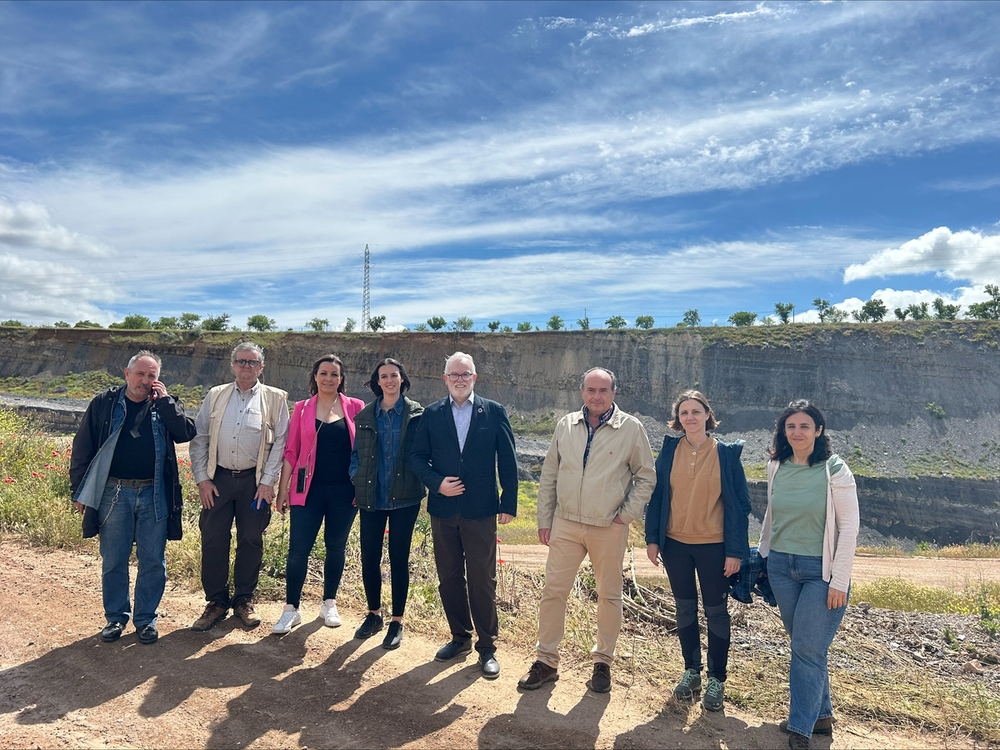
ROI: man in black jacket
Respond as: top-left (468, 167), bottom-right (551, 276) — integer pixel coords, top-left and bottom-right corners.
top-left (70, 350), bottom-right (196, 645)
top-left (410, 351), bottom-right (518, 679)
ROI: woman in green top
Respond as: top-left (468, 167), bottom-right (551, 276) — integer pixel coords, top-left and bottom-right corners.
top-left (758, 400), bottom-right (859, 750)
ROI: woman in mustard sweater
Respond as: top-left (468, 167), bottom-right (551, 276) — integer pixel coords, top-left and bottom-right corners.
top-left (645, 390), bottom-right (751, 712)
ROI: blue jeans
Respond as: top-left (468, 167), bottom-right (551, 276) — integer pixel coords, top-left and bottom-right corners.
top-left (767, 551), bottom-right (847, 738)
top-left (98, 481), bottom-right (168, 628)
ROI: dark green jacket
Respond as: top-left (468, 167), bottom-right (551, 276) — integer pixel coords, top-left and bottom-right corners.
top-left (351, 396), bottom-right (426, 510)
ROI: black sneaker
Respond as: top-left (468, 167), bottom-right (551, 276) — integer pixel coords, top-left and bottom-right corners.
top-left (354, 612), bottom-right (384, 640)
top-left (588, 662), bottom-right (612, 693)
top-left (382, 621), bottom-right (403, 650)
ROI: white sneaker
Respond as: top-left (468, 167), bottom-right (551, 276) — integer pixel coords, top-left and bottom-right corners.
top-left (320, 599), bottom-right (341, 627)
top-left (272, 605), bottom-right (301, 634)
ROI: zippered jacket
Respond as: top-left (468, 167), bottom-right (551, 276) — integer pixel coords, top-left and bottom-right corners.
top-left (643, 435), bottom-right (752, 560)
top-left (537, 406), bottom-right (655, 529)
top-left (351, 396), bottom-right (425, 510)
top-left (70, 385), bottom-right (197, 540)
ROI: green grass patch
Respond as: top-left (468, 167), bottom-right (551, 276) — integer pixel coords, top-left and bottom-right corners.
top-left (509, 411), bottom-right (561, 437)
top-left (852, 577), bottom-right (1000, 619)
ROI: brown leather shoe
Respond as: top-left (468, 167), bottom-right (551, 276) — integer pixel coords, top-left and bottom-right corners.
top-left (191, 603), bottom-right (229, 632)
top-left (517, 660), bottom-right (559, 690)
top-left (233, 600), bottom-right (261, 629)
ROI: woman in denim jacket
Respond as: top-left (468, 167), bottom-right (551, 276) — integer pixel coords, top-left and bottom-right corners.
top-left (645, 390), bottom-right (751, 713)
top-left (349, 358), bottom-right (425, 650)
top-left (759, 400), bottom-right (859, 750)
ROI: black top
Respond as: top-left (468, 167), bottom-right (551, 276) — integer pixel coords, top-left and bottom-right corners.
top-left (311, 418), bottom-right (352, 486)
top-left (108, 397), bottom-right (155, 480)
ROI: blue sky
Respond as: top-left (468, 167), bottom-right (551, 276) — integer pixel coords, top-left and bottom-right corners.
top-left (1, 1), bottom-right (998, 330)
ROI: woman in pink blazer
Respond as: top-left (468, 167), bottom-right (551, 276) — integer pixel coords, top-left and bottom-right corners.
top-left (272, 354), bottom-right (365, 634)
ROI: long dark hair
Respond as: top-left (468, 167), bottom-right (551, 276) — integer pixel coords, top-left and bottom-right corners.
top-left (769, 399), bottom-right (832, 466)
top-left (366, 357), bottom-right (411, 398)
top-left (309, 354), bottom-right (345, 396)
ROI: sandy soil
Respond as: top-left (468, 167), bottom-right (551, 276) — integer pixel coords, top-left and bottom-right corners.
top-left (1, 540), bottom-right (988, 750)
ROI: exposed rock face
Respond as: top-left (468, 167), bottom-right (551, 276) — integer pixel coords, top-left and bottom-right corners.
top-left (2, 323), bottom-right (998, 546)
top-left (1, 322), bottom-right (996, 431)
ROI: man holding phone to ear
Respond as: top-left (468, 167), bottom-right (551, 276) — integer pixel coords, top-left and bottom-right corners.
top-left (189, 342), bottom-right (289, 632)
top-left (71, 350), bottom-right (196, 645)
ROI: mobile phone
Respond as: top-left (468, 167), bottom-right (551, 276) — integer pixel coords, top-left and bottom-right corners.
top-left (296, 467), bottom-right (306, 493)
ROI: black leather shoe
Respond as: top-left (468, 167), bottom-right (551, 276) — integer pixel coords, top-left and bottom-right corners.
top-left (382, 621), bottom-right (403, 650)
top-left (479, 651), bottom-right (500, 679)
top-left (434, 639), bottom-right (473, 662)
top-left (100, 622), bottom-right (124, 643)
top-left (137, 624), bottom-right (158, 645)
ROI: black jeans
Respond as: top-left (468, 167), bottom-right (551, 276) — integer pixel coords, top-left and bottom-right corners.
top-left (199, 472), bottom-right (269, 607)
top-left (662, 537), bottom-right (731, 682)
top-left (359, 503), bottom-right (421, 618)
top-left (431, 512), bottom-right (498, 653)
top-left (285, 482), bottom-right (357, 607)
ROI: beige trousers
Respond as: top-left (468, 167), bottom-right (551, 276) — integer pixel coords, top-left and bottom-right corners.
top-left (536, 515), bottom-right (629, 667)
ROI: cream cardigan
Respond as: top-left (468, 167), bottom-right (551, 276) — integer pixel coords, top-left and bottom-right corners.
top-left (758, 456), bottom-right (860, 593)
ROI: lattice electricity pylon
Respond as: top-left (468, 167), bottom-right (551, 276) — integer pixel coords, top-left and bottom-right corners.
top-left (362, 243), bottom-right (370, 331)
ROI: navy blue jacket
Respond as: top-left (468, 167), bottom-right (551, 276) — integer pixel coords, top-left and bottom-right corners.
top-left (644, 435), bottom-right (752, 560)
top-left (409, 393), bottom-right (518, 520)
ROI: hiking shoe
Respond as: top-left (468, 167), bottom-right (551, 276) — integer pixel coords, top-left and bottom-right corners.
top-left (517, 660), bottom-right (559, 690)
top-left (788, 731), bottom-right (810, 750)
top-left (780, 717), bottom-right (835, 736)
top-left (588, 662), bottom-right (613, 693)
top-left (673, 668), bottom-right (702, 700)
top-left (271, 605), bottom-right (302, 634)
top-left (191, 603), bottom-right (229, 632)
top-left (100, 622), bottom-right (124, 643)
top-left (702, 676), bottom-right (724, 712)
top-left (354, 612), bottom-right (384, 639)
top-left (320, 599), bottom-right (341, 628)
top-left (383, 621), bottom-right (403, 650)
top-left (137, 623), bottom-right (158, 645)
top-left (233, 600), bottom-right (261, 629)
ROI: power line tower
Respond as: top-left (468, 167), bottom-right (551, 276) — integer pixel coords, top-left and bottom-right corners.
top-left (361, 243), bottom-right (370, 331)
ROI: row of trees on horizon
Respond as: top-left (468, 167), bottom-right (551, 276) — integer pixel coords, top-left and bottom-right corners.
top-left (3, 285), bottom-right (999, 332)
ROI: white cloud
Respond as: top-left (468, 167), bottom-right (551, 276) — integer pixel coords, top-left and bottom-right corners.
top-left (843, 227), bottom-right (1000, 284)
top-left (0, 198), bottom-right (112, 256)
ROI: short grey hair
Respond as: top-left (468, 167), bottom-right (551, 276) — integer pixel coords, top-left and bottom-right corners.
top-left (444, 351), bottom-right (476, 374)
top-left (127, 350), bottom-right (161, 371)
top-left (231, 342), bottom-right (264, 363)
top-left (580, 367), bottom-right (617, 391)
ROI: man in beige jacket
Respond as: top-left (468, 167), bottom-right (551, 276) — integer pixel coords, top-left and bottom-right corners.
top-left (518, 367), bottom-right (655, 693)
top-left (189, 342), bottom-right (289, 632)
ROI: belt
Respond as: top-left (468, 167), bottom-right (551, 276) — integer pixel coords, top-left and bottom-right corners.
top-left (218, 467), bottom-right (256, 478)
top-left (107, 477), bottom-right (154, 488)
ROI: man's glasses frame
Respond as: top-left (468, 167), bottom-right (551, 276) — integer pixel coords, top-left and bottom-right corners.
top-left (234, 359), bottom-right (262, 368)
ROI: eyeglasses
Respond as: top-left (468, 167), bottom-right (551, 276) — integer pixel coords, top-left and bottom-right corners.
top-left (234, 359), bottom-right (262, 368)
top-left (446, 373), bottom-right (474, 381)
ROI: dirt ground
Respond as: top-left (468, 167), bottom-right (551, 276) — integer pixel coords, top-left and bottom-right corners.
top-left (501, 544), bottom-right (1000, 590)
top-left (3, 541), bottom-right (993, 750)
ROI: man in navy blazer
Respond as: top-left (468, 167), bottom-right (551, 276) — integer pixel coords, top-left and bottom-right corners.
top-left (410, 351), bottom-right (518, 679)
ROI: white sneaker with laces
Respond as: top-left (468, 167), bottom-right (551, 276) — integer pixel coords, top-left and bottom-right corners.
top-left (272, 605), bottom-right (301, 634)
top-left (320, 599), bottom-right (341, 627)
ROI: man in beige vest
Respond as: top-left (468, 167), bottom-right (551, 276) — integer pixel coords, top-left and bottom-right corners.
top-left (189, 342), bottom-right (289, 631)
